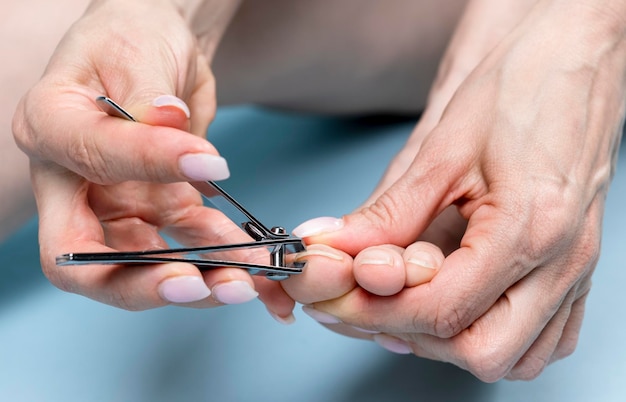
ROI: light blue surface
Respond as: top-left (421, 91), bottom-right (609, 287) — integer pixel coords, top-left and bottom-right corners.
top-left (1, 107), bottom-right (625, 401)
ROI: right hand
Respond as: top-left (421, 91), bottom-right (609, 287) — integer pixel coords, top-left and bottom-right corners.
top-left (11, 0), bottom-right (296, 319)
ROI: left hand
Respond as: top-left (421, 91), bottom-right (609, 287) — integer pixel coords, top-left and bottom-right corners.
top-left (292, 1), bottom-right (626, 382)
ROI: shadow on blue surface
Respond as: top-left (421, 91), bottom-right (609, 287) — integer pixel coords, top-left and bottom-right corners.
top-left (339, 355), bottom-right (493, 401)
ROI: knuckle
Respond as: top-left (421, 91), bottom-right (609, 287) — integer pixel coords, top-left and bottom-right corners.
top-left (12, 95), bottom-right (41, 157)
top-left (522, 183), bottom-right (599, 265)
top-left (363, 192), bottom-right (411, 244)
top-left (67, 132), bottom-right (112, 184)
top-left (11, 102), bottom-right (31, 151)
top-left (508, 356), bottom-right (548, 381)
top-left (41, 256), bottom-right (77, 295)
top-left (108, 289), bottom-right (141, 311)
top-left (431, 303), bottom-right (471, 338)
top-left (454, 330), bottom-right (517, 382)
top-left (553, 335), bottom-right (580, 361)
top-left (576, 230), bottom-right (601, 267)
top-left (367, 193), bottom-right (402, 226)
top-left (464, 348), bottom-right (513, 383)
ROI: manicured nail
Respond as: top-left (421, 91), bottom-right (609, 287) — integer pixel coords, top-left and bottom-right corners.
top-left (179, 154), bottom-right (230, 181)
top-left (292, 217), bottom-right (344, 238)
top-left (374, 334), bottom-right (413, 354)
top-left (352, 326), bottom-right (381, 334)
top-left (268, 309), bottom-right (296, 325)
top-left (212, 280), bottom-right (258, 304)
top-left (301, 305), bottom-right (342, 324)
top-left (158, 276), bottom-right (211, 303)
top-left (152, 95), bottom-right (190, 118)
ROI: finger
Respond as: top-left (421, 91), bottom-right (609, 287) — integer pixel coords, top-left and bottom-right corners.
top-left (550, 287), bottom-right (589, 362)
top-left (161, 203), bottom-right (267, 308)
top-left (353, 245), bottom-right (406, 296)
top-left (162, 200), bottom-right (298, 318)
top-left (189, 53), bottom-right (218, 137)
top-left (403, 241), bottom-right (444, 287)
top-left (34, 163), bottom-right (213, 310)
top-left (281, 244), bottom-right (356, 305)
top-left (299, 319), bottom-right (379, 341)
top-left (35, 162), bottom-right (259, 310)
top-left (352, 241), bottom-right (444, 297)
top-left (16, 89), bottom-right (228, 185)
top-left (254, 277), bottom-right (297, 324)
top-left (359, 108), bottom-right (441, 208)
top-left (122, 70), bottom-right (215, 137)
top-left (66, 3), bottom-right (212, 132)
top-left (101, 216), bottom-right (170, 252)
top-left (391, 267), bottom-right (580, 383)
top-left (505, 288), bottom-right (578, 380)
top-left (292, 132), bottom-right (464, 255)
top-left (505, 277), bottom-right (591, 380)
top-left (101, 207), bottom-right (257, 309)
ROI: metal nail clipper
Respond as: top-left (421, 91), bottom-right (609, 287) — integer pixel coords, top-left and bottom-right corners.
top-left (55, 96), bottom-right (306, 281)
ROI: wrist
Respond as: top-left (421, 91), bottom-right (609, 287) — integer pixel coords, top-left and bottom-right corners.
top-left (428, 0), bottom-right (536, 104)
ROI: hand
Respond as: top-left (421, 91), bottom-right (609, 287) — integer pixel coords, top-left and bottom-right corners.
top-left (291, 2), bottom-right (626, 381)
top-left (12, 0), bottom-right (295, 319)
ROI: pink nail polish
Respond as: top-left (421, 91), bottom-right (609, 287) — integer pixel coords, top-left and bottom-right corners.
top-left (152, 95), bottom-right (191, 118)
top-left (292, 217), bottom-right (344, 238)
top-left (352, 326), bottom-right (381, 334)
top-left (179, 154), bottom-right (230, 181)
top-left (374, 334), bottom-right (413, 354)
top-left (158, 276), bottom-right (211, 303)
top-left (301, 305), bottom-right (342, 324)
top-left (212, 281), bottom-right (258, 304)
top-left (268, 309), bottom-right (296, 325)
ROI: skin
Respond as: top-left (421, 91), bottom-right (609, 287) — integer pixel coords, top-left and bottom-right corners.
top-left (10, 0), bottom-right (626, 382)
top-left (293, 0), bottom-right (626, 382)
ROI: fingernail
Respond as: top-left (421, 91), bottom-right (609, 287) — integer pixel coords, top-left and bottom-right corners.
top-left (405, 251), bottom-right (438, 287)
top-left (407, 251), bottom-right (438, 269)
top-left (301, 305), bottom-right (342, 324)
top-left (152, 95), bottom-right (191, 118)
top-left (294, 245), bottom-right (344, 262)
top-left (179, 154), bottom-right (230, 181)
top-left (374, 334), bottom-right (413, 354)
top-left (292, 217), bottom-right (344, 238)
top-left (212, 280), bottom-right (258, 304)
top-left (352, 326), bottom-right (381, 334)
top-left (357, 250), bottom-right (394, 266)
top-left (158, 276), bottom-right (211, 303)
top-left (268, 309), bottom-right (296, 325)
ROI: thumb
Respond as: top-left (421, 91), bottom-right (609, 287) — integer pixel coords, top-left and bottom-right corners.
top-left (97, 93), bottom-right (191, 131)
top-left (129, 94), bottom-right (192, 132)
top-left (119, 56), bottom-right (216, 137)
top-left (293, 159), bottom-right (450, 256)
